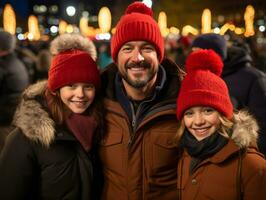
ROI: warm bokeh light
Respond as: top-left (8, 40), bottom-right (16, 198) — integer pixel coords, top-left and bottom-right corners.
top-left (169, 27), bottom-right (180, 35)
top-left (80, 16), bottom-right (90, 36)
top-left (59, 20), bottom-right (68, 34)
top-left (201, 9), bottom-right (211, 33)
top-left (66, 24), bottom-right (74, 33)
top-left (244, 5), bottom-right (255, 37)
top-left (3, 4), bottom-right (16, 34)
top-left (0, 3), bottom-right (263, 40)
top-left (28, 15), bottom-right (41, 40)
top-left (182, 25), bottom-right (199, 36)
top-left (98, 7), bottom-right (112, 33)
top-left (158, 12), bottom-right (168, 37)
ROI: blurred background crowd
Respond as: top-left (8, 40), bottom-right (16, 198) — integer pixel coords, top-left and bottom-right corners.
top-left (0, 0), bottom-right (266, 153)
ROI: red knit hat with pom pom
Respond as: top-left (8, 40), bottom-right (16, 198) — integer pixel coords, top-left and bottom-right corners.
top-left (48, 49), bottom-right (100, 92)
top-left (111, 1), bottom-right (164, 62)
top-left (176, 49), bottom-right (233, 120)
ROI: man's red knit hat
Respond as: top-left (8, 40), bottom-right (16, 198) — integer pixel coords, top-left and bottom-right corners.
top-left (176, 49), bottom-right (233, 120)
top-left (48, 49), bottom-right (100, 92)
top-left (111, 2), bottom-right (164, 63)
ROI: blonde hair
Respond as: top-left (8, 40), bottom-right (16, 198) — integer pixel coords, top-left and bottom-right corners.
top-left (175, 112), bottom-right (234, 146)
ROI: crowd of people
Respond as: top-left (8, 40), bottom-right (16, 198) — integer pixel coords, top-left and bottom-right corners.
top-left (0, 1), bottom-right (266, 200)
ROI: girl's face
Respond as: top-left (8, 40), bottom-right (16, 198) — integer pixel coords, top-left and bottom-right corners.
top-left (183, 106), bottom-right (221, 141)
top-left (59, 83), bottom-right (96, 114)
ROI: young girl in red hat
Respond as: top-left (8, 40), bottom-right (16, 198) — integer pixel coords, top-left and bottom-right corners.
top-left (176, 49), bottom-right (266, 200)
top-left (0, 33), bottom-right (103, 199)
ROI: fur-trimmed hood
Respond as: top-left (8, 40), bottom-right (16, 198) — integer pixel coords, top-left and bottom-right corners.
top-left (231, 110), bottom-right (259, 148)
top-left (13, 81), bottom-right (55, 147)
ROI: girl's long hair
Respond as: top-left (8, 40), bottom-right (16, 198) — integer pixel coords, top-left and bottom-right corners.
top-left (44, 88), bottom-right (105, 142)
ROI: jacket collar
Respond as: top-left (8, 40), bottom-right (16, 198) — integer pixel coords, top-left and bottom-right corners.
top-left (13, 81), bottom-right (58, 147)
top-left (196, 110), bottom-right (260, 164)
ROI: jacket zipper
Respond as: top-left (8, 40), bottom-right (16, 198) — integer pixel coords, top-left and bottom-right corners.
top-left (128, 101), bottom-right (140, 148)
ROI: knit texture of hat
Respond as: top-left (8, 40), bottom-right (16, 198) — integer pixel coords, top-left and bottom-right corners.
top-left (176, 49), bottom-right (233, 120)
top-left (191, 33), bottom-right (227, 61)
top-left (48, 49), bottom-right (100, 92)
top-left (111, 2), bottom-right (164, 62)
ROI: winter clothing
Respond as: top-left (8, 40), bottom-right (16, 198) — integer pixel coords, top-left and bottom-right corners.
top-left (191, 33), bottom-right (266, 156)
top-left (0, 52), bottom-right (30, 124)
top-left (223, 45), bottom-right (266, 156)
top-left (50, 33), bottom-right (97, 61)
top-left (176, 49), bottom-right (266, 200)
top-left (191, 33), bottom-right (227, 60)
top-left (0, 33), bottom-right (101, 199)
top-left (0, 81), bottom-right (94, 199)
top-left (48, 49), bottom-right (100, 92)
top-left (177, 49), bottom-right (233, 120)
top-left (177, 111), bottom-right (266, 200)
top-left (99, 58), bottom-right (183, 200)
top-left (0, 31), bottom-right (16, 53)
top-left (111, 2), bottom-right (164, 62)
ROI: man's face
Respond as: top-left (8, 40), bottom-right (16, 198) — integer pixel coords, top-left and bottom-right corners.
top-left (116, 41), bottom-right (160, 89)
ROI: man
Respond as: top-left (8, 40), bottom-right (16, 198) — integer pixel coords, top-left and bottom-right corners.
top-left (0, 31), bottom-right (29, 152)
top-left (99, 2), bottom-right (184, 199)
top-left (191, 33), bottom-right (266, 157)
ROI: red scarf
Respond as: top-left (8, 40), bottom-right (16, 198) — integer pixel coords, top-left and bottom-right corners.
top-left (65, 113), bottom-right (97, 152)
top-left (45, 89), bottom-right (97, 152)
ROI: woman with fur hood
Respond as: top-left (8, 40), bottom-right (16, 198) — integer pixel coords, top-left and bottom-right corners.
top-left (176, 49), bottom-right (266, 200)
top-left (0, 33), bottom-right (103, 199)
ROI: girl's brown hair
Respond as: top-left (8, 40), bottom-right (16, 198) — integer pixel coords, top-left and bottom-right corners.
top-left (44, 88), bottom-right (105, 141)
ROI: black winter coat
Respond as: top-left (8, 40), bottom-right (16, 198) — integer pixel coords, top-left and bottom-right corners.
top-left (223, 46), bottom-right (266, 156)
top-left (0, 52), bottom-right (29, 124)
top-left (0, 81), bottom-right (93, 200)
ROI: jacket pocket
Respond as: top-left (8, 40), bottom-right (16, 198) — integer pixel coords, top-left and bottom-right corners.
top-left (151, 131), bottom-right (179, 172)
top-left (99, 128), bottom-right (125, 173)
top-left (101, 130), bottom-right (123, 146)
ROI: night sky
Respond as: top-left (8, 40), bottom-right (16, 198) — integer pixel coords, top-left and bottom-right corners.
top-left (0, 0), bottom-right (29, 18)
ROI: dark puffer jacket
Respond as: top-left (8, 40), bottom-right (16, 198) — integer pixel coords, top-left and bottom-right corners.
top-left (0, 52), bottom-right (29, 124)
top-left (0, 81), bottom-right (93, 200)
top-left (223, 46), bottom-right (266, 156)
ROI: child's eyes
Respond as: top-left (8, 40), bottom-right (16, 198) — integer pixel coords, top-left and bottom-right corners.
top-left (184, 111), bottom-right (193, 117)
top-left (203, 108), bottom-right (215, 114)
top-left (84, 85), bottom-right (95, 90)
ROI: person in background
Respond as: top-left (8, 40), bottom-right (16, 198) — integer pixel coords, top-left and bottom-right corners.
top-left (191, 33), bottom-right (266, 157)
top-left (175, 35), bottom-right (192, 69)
top-left (34, 48), bottom-right (52, 81)
top-left (97, 42), bottom-right (112, 70)
top-left (0, 33), bottom-right (103, 200)
top-left (99, 1), bottom-right (184, 199)
top-left (0, 31), bottom-right (30, 152)
top-left (176, 49), bottom-right (266, 200)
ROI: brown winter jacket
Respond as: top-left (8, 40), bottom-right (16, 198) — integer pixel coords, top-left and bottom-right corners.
top-left (99, 59), bottom-right (184, 200)
top-left (177, 111), bottom-right (266, 200)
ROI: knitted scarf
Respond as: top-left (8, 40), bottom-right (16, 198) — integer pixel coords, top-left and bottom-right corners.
top-left (180, 129), bottom-right (228, 174)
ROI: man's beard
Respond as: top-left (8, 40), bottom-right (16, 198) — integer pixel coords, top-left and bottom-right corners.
top-left (119, 60), bottom-right (157, 89)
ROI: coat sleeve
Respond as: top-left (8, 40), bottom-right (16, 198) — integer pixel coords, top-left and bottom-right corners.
top-left (248, 76), bottom-right (266, 156)
top-left (243, 153), bottom-right (266, 200)
top-left (0, 129), bottom-right (38, 199)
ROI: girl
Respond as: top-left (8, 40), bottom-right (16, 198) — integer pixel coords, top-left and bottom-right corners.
top-left (176, 49), bottom-right (266, 200)
top-left (0, 33), bottom-right (103, 199)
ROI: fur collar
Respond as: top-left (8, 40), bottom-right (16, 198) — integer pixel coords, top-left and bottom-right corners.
top-left (13, 81), bottom-right (259, 149)
top-left (13, 81), bottom-right (55, 147)
top-left (231, 110), bottom-right (259, 148)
